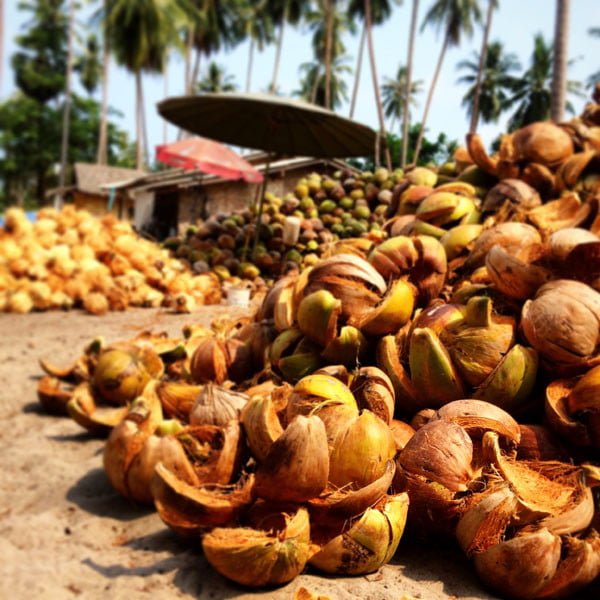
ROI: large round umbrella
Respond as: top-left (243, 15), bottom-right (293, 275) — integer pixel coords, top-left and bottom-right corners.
top-left (158, 93), bottom-right (377, 255)
top-left (157, 93), bottom-right (377, 158)
top-left (156, 137), bottom-right (263, 183)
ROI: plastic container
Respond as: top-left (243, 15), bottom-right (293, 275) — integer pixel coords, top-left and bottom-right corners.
top-left (283, 216), bottom-right (302, 246)
top-left (227, 286), bottom-right (251, 307)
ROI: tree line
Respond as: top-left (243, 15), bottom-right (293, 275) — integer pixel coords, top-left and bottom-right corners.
top-left (1, 0), bottom-right (598, 208)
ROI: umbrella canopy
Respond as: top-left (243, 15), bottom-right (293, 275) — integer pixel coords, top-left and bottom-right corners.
top-left (156, 136), bottom-right (264, 183)
top-left (157, 93), bottom-right (377, 158)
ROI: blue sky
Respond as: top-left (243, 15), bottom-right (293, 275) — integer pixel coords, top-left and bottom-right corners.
top-left (2, 0), bottom-right (599, 162)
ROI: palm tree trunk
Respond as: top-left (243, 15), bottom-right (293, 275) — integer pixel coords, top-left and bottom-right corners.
top-left (58, 0), bottom-right (75, 209)
top-left (401, 0), bottom-right (419, 168)
top-left (470, 0), bottom-right (495, 133)
top-left (551, 0), bottom-right (570, 122)
top-left (97, 0), bottom-right (110, 165)
top-left (349, 24), bottom-right (366, 118)
top-left (246, 38), bottom-right (255, 93)
top-left (389, 114), bottom-right (396, 136)
top-left (191, 49), bottom-right (202, 91)
top-left (270, 18), bottom-right (286, 93)
top-left (365, 0), bottom-right (391, 170)
top-left (311, 68), bottom-right (321, 104)
top-left (179, 50), bottom-right (201, 140)
top-left (140, 74), bottom-right (149, 168)
top-left (185, 26), bottom-right (194, 94)
top-left (0, 0), bottom-right (4, 95)
top-left (135, 70), bottom-right (143, 169)
top-left (413, 30), bottom-right (449, 166)
top-left (324, 0), bottom-right (333, 109)
top-left (164, 61), bottom-right (169, 144)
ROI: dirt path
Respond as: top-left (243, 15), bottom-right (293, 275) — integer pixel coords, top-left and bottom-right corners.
top-left (1, 306), bottom-right (504, 599)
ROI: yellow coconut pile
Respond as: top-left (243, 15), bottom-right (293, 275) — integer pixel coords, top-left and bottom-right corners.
top-left (0, 205), bottom-right (221, 314)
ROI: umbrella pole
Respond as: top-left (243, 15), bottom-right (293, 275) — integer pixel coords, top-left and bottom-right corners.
top-left (251, 154), bottom-right (272, 258)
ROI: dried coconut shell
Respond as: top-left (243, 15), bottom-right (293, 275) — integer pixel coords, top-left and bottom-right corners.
top-left (156, 381), bottom-right (201, 421)
top-left (350, 367), bottom-right (395, 424)
top-left (83, 292), bottom-right (109, 315)
top-left (521, 280), bottom-right (600, 372)
top-left (202, 507), bottom-right (313, 588)
top-left (473, 527), bottom-right (561, 599)
top-left (152, 464), bottom-right (254, 536)
top-left (398, 420), bottom-right (474, 492)
top-left (428, 399), bottom-right (521, 446)
top-left (37, 376), bottom-right (74, 415)
top-left (308, 459), bottom-right (396, 524)
top-left (309, 493), bottom-right (409, 576)
top-left (545, 377), bottom-right (594, 447)
top-left (537, 530), bottom-right (600, 599)
top-left (516, 424), bottom-right (570, 461)
top-left (482, 432), bottom-right (594, 535)
top-left (254, 415), bottom-right (329, 503)
top-left (66, 381), bottom-right (129, 433)
top-left (175, 421), bottom-right (244, 486)
top-left (527, 193), bottom-right (592, 233)
top-left (240, 394), bottom-right (284, 462)
top-left (189, 384), bottom-right (248, 426)
top-left (456, 484), bottom-right (519, 556)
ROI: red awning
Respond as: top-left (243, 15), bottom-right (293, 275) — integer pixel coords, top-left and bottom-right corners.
top-left (156, 137), bottom-right (263, 183)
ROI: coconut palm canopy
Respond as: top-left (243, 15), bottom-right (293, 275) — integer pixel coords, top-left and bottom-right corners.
top-left (157, 92), bottom-right (377, 158)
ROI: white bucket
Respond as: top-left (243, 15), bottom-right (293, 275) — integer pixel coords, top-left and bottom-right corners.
top-left (227, 286), bottom-right (251, 307)
top-left (283, 216), bottom-right (302, 246)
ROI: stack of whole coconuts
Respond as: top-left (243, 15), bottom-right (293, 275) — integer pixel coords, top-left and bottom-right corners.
top-left (163, 167), bottom-right (408, 283)
top-left (37, 93), bottom-right (600, 597)
top-left (0, 205), bottom-right (222, 314)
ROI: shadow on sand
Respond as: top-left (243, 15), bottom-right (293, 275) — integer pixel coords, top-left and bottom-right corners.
top-left (67, 467), bottom-right (154, 521)
top-left (82, 529), bottom-right (246, 600)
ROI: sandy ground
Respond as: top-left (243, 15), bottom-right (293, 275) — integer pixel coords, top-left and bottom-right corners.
top-left (0, 305), bottom-right (543, 600)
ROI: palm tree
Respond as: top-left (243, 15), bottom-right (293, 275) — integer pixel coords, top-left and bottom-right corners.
top-left (305, 1), bottom-right (354, 107)
top-left (197, 61), bottom-right (238, 93)
top-left (550, 0), bottom-right (570, 122)
top-left (0, 0), bottom-right (4, 94)
top-left (267, 0), bottom-right (305, 93)
top-left (104, 0), bottom-right (189, 169)
top-left (96, 0), bottom-right (109, 164)
top-left (506, 33), bottom-right (583, 131)
top-left (381, 65), bottom-right (423, 133)
top-left (324, 0), bottom-right (334, 109)
top-left (76, 34), bottom-right (102, 96)
top-left (346, 1), bottom-right (397, 119)
top-left (587, 27), bottom-right (600, 88)
top-left (241, 0), bottom-right (275, 93)
top-left (401, 0), bottom-right (419, 168)
top-left (364, 0), bottom-right (395, 167)
top-left (457, 41), bottom-right (520, 124)
top-left (187, 0), bottom-right (245, 93)
top-left (58, 0), bottom-right (75, 208)
top-left (305, 2), bottom-right (351, 64)
top-left (12, 0), bottom-right (68, 104)
top-left (348, 26), bottom-right (366, 118)
top-left (163, 53), bottom-right (170, 144)
top-left (413, 0), bottom-right (482, 165)
top-left (295, 55), bottom-right (352, 110)
top-left (468, 0), bottom-right (497, 132)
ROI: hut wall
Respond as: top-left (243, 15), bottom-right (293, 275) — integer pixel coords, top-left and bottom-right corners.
top-left (73, 191), bottom-right (133, 220)
top-left (133, 191), bottom-right (155, 230)
top-left (176, 165), bottom-right (330, 229)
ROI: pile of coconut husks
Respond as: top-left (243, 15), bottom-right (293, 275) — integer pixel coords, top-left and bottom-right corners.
top-left (36, 91), bottom-right (600, 598)
top-left (0, 206), bottom-right (222, 314)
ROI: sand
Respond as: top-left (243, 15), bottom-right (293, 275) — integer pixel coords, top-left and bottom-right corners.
top-left (0, 305), bottom-right (585, 600)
